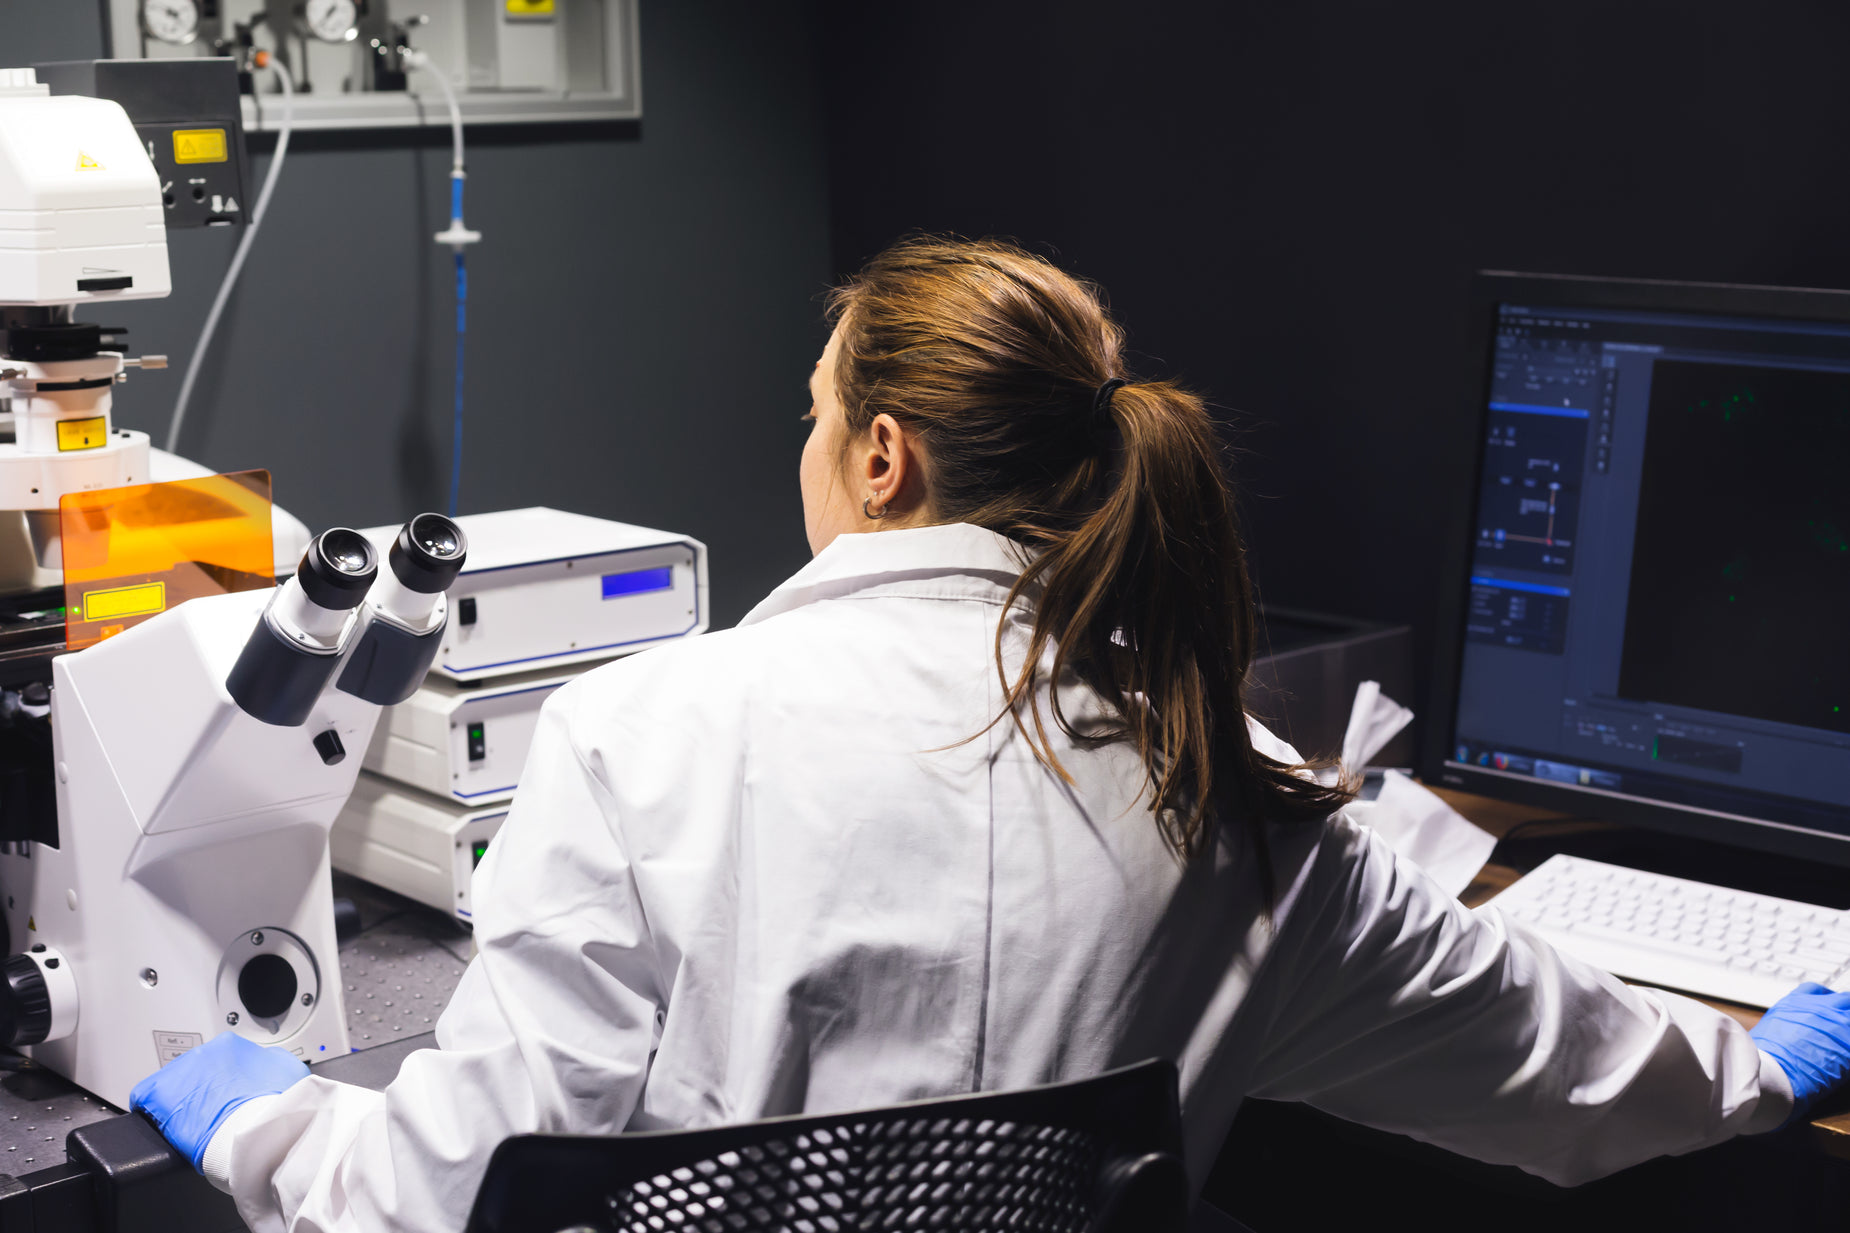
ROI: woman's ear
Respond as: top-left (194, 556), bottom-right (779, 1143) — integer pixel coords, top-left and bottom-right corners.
top-left (860, 413), bottom-right (925, 518)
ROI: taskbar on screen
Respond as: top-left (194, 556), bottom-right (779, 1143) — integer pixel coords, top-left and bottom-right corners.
top-left (1449, 738), bottom-right (1850, 842)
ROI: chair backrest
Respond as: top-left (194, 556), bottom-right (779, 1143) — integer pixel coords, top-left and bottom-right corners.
top-left (465, 1058), bottom-right (1189, 1233)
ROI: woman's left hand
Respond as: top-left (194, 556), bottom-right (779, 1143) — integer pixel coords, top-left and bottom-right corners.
top-left (129, 1031), bottom-right (310, 1171)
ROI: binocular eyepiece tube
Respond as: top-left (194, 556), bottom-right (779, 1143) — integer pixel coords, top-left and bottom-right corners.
top-left (227, 515), bottom-right (468, 726)
top-left (335, 513), bottom-right (469, 707)
top-left (273, 528), bottom-right (379, 642)
top-left (226, 528), bottom-right (378, 727)
top-left (371, 513), bottom-right (469, 633)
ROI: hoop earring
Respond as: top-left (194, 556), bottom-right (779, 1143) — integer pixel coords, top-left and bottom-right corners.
top-left (862, 497), bottom-right (888, 520)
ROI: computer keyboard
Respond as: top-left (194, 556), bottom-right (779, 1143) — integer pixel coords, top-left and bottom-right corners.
top-left (1489, 854), bottom-right (1850, 1008)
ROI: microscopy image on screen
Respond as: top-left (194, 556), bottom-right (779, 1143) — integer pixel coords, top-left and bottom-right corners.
top-left (1618, 359), bottom-right (1850, 737)
top-left (1473, 408), bottom-right (1586, 575)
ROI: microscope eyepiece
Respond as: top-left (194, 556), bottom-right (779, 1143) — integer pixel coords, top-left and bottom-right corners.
top-left (296, 528), bottom-right (378, 611)
top-left (387, 512), bottom-right (469, 594)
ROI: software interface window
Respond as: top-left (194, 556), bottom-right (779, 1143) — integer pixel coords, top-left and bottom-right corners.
top-left (1452, 302), bottom-right (1850, 838)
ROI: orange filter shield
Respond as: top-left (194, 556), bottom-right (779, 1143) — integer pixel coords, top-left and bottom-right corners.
top-left (61, 470), bottom-right (275, 651)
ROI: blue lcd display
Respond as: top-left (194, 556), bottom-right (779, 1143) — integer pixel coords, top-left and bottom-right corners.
top-left (602, 566), bottom-right (674, 599)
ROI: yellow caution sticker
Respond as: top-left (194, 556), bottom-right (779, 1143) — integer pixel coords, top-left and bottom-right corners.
top-left (76, 151), bottom-right (103, 171)
top-left (173, 128), bottom-right (228, 165)
top-left (82, 581), bottom-right (166, 623)
top-left (56, 416), bottom-right (108, 451)
top-left (505, 0), bottom-right (555, 14)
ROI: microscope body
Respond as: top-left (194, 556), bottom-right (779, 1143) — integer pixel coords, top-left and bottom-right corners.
top-left (4, 589), bottom-right (369, 1105)
top-left (0, 68), bottom-right (471, 1108)
top-left (0, 514), bottom-right (466, 1109)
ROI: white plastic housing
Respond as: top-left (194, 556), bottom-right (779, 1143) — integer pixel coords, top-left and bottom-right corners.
top-left (0, 423), bottom-right (149, 512)
top-left (330, 773), bottom-right (507, 922)
top-left (0, 78), bottom-right (171, 306)
top-left (270, 574), bottom-right (357, 645)
top-left (360, 508), bottom-right (707, 682)
top-left (3, 587), bottom-right (382, 1106)
top-left (368, 568), bottom-right (443, 634)
top-left (362, 662), bottom-right (594, 805)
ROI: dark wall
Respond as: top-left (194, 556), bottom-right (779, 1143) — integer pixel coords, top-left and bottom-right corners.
top-left (818, 3), bottom-right (1850, 698)
top-left (3, 0), bottom-right (830, 628)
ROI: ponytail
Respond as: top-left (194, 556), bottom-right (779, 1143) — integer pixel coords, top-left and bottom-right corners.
top-left (828, 236), bottom-right (1352, 885)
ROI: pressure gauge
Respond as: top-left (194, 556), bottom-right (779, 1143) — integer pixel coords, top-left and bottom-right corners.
top-left (141, 0), bottom-right (200, 45)
top-left (302, 0), bottom-right (359, 43)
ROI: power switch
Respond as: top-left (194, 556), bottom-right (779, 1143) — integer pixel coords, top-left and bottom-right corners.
top-left (466, 722), bottom-right (486, 762)
top-left (457, 596), bottom-right (477, 626)
top-left (313, 729), bottom-right (345, 766)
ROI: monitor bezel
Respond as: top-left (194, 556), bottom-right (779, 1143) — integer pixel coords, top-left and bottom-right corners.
top-left (1420, 270), bottom-right (1850, 868)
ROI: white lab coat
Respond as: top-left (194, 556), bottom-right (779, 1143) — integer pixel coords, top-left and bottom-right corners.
top-left (206, 522), bottom-right (1791, 1233)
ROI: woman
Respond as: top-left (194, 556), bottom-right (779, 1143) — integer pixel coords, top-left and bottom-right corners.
top-left (134, 237), bottom-right (1849, 1232)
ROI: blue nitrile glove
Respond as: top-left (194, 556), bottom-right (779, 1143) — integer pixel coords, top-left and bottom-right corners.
top-left (129, 1031), bottom-right (310, 1171)
top-left (1749, 982), bottom-right (1850, 1122)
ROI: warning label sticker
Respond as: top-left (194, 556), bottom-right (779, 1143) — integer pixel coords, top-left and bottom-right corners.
top-left (82, 581), bottom-right (166, 623)
top-left (76, 151), bottom-right (102, 171)
top-left (172, 128), bottom-right (228, 165)
top-left (56, 416), bottom-right (107, 452)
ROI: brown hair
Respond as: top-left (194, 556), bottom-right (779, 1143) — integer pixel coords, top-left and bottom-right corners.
top-left (826, 236), bottom-right (1351, 882)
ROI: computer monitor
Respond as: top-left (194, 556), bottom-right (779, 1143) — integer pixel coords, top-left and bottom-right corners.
top-left (1424, 272), bottom-right (1850, 867)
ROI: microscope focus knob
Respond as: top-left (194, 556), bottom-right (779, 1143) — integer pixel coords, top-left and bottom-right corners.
top-left (0, 953), bottom-right (50, 1047)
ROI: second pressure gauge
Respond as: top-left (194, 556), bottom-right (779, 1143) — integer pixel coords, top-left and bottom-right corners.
top-left (141, 0), bottom-right (200, 45)
top-left (303, 0), bottom-right (359, 43)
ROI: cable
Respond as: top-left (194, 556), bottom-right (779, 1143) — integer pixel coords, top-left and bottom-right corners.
top-left (165, 56), bottom-right (295, 455)
top-left (451, 246), bottom-right (466, 517)
top-left (403, 50), bottom-right (480, 516)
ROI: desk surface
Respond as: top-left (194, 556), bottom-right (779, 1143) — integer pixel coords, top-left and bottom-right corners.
top-left (1433, 786), bottom-right (1850, 1160)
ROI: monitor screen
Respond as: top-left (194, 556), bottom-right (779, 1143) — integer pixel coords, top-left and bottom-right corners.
top-left (1437, 279), bottom-right (1850, 858)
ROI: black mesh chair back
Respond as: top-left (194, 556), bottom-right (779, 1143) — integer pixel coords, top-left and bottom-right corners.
top-left (465, 1058), bottom-right (1188, 1233)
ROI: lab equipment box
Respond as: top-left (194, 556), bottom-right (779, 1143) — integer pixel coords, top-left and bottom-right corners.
top-left (362, 661), bottom-right (599, 806)
top-left (330, 772), bottom-right (508, 923)
top-left (361, 507), bottom-right (708, 683)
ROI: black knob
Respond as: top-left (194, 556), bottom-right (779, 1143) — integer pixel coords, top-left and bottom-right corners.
top-left (296, 528), bottom-right (378, 611)
top-left (312, 729), bottom-right (345, 765)
top-left (387, 513), bottom-right (468, 594)
top-left (0, 953), bottom-right (50, 1047)
top-left (19, 682), bottom-right (48, 707)
top-left (5, 322), bottom-right (103, 363)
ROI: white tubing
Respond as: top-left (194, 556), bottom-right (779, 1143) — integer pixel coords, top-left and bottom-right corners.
top-left (165, 59), bottom-right (296, 455)
top-left (404, 49), bottom-right (465, 174)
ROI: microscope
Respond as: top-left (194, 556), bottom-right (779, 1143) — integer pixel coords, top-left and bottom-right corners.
top-left (0, 64), bottom-right (468, 1108)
